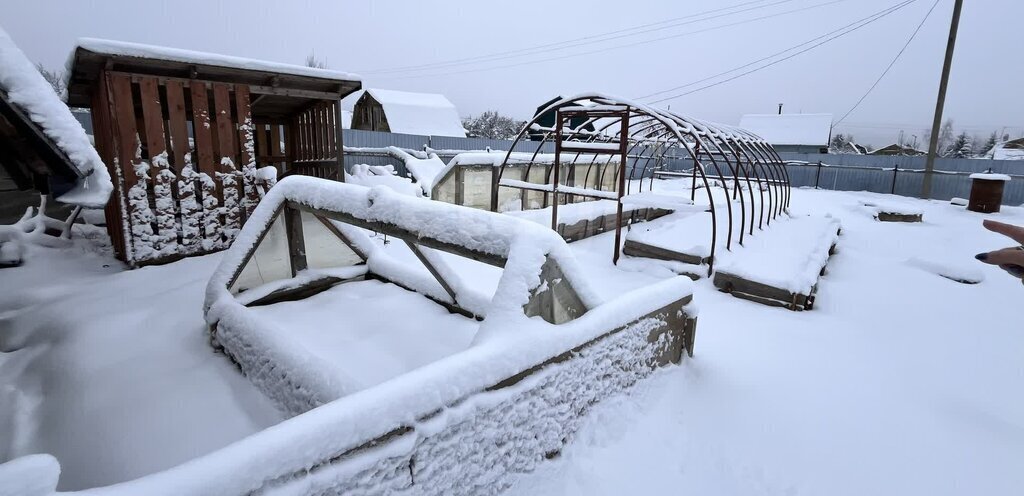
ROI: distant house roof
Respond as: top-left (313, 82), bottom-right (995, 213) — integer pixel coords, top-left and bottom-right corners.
top-left (738, 113), bottom-right (833, 147)
top-left (869, 144), bottom-right (925, 156)
top-left (0, 26), bottom-right (112, 207)
top-left (359, 88), bottom-right (466, 137)
top-left (990, 137), bottom-right (1024, 160)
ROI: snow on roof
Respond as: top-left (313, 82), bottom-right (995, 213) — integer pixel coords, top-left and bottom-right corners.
top-left (362, 88), bottom-right (466, 137)
top-left (73, 38), bottom-right (362, 83)
top-left (0, 26), bottom-right (111, 207)
top-left (738, 113), bottom-right (833, 147)
top-left (991, 140), bottom-right (1024, 161)
top-left (969, 172), bottom-right (1011, 181)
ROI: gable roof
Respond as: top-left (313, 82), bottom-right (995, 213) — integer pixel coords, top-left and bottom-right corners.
top-left (738, 113), bottom-right (833, 147)
top-left (66, 38), bottom-right (362, 115)
top-left (360, 88), bottom-right (466, 137)
top-left (0, 26), bottom-right (111, 207)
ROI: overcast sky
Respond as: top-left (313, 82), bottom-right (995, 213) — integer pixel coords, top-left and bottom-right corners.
top-left (6, 0), bottom-right (1022, 146)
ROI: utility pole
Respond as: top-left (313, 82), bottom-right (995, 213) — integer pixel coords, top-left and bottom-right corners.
top-left (922, 0), bottom-right (963, 199)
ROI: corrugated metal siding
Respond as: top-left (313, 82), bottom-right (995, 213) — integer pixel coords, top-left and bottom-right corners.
top-left (338, 131), bottom-right (1024, 206)
top-left (780, 152), bottom-right (1024, 204)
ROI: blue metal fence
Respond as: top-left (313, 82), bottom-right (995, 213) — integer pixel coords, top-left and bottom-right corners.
top-left (339, 130), bottom-right (1024, 205)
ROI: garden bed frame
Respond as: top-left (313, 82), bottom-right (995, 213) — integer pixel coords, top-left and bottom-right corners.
top-left (191, 176), bottom-right (697, 494)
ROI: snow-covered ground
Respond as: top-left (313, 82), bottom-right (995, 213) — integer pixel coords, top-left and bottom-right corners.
top-left (1, 185), bottom-right (1022, 494)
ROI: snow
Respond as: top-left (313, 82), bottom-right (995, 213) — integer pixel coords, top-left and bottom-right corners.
top-left (738, 113), bottom-right (834, 147)
top-left (73, 38), bottom-right (361, 83)
top-left (0, 26), bottom-right (112, 208)
top-left (359, 88), bottom-right (466, 137)
top-left (246, 280), bottom-right (479, 395)
top-left (344, 163), bottom-right (422, 197)
top-left (714, 214), bottom-right (841, 294)
top-left (968, 172), bottom-right (1011, 181)
top-left (859, 198), bottom-right (925, 216)
top-left (0, 454), bottom-right (59, 496)
top-left (2, 184), bottom-right (1023, 494)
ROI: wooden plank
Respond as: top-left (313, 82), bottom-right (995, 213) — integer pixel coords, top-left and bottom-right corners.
top-left (189, 82), bottom-right (216, 175)
top-left (138, 77), bottom-right (177, 251)
top-left (334, 100), bottom-right (344, 183)
top-left (212, 83), bottom-right (236, 168)
top-left (109, 73), bottom-right (157, 264)
top-left (189, 82), bottom-right (221, 247)
top-left (284, 206), bottom-right (308, 276)
top-left (92, 70), bottom-right (126, 261)
top-left (324, 102), bottom-right (335, 159)
top-left (164, 81), bottom-right (190, 170)
top-left (281, 123), bottom-right (291, 173)
top-left (405, 241), bottom-right (458, 303)
top-left (255, 122), bottom-right (268, 162)
top-left (313, 104), bottom-right (324, 160)
top-left (137, 77), bottom-right (166, 158)
top-left (314, 215), bottom-right (369, 261)
top-left (289, 202), bottom-right (507, 268)
top-left (109, 73), bottom-right (141, 186)
top-left (622, 239), bottom-right (707, 266)
top-left (235, 85), bottom-right (260, 217)
top-left (712, 271), bottom-right (810, 311)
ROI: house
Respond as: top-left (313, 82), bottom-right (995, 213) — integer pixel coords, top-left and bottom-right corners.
top-left (738, 113), bottom-right (833, 154)
top-left (0, 26), bottom-right (113, 224)
top-left (870, 144), bottom-right (926, 156)
top-left (985, 137), bottom-right (1024, 160)
top-left (350, 88), bottom-right (466, 137)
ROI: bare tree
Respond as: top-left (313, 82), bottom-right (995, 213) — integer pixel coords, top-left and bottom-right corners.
top-left (305, 52), bottom-right (327, 69)
top-left (462, 111), bottom-right (525, 140)
top-left (36, 63), bottom-right (66, 97)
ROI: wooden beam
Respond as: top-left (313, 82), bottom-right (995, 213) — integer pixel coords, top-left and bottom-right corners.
top-left (283, 205), bottom-right (307, 276)
top-left (404, 241), bottom-right (458, 303)
top-left (288, 201), bottom-right (507, 267)
top-left (313, 215), bottom-right (369, 261)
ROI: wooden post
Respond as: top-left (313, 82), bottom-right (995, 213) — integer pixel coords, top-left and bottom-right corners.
top-left (922, 0), bottom-right (963, 199)
top-left (284, 206), bottom-right (307, 276)
top-left (334, 100), bottom-right (345, 182)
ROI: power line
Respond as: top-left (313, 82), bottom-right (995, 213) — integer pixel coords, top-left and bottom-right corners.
top-left (832, 0), bottom-right (941, 127)
top-left (634, 0), bottom-right (913, 101)
top-left (358, 0), bottom-right (788, 75)
top-left (643, 0), bottom-right (916, 105)
top-left (372, 0), bottom-right (846, 81)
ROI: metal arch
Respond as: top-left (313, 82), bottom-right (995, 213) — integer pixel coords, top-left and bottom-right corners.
top-left (495, 93), bottom-right (790, 275)
top-left (727, 137), bottom-right (770, 232)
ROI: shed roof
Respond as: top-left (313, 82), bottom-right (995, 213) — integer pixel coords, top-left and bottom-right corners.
top-left (66, 38), bottom-right (362, 115)
top-left (738, 113), bottom-right (833, 147)
top-left (0, 26), bottom-right (111, 207)
top-left (991, 138), bottom-right (1024, 160)
top-left (360, 88), bottom-right (466, 137)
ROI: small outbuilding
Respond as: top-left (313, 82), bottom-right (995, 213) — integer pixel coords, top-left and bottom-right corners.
top-left (66, 38), bottom-right (361, 266)
top-left (0, 27), bottom-right (112, 213)
top-left (350, 88), bottom-right (466, 137)
top-left (985, 137), bottom-right (1024, 161)
top-left (738, 113), bottom-right (833, 154)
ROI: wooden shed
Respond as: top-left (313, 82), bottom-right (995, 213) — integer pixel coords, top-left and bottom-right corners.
top-left (350, 88), bottom-right (466, 137)
top-left (66, 39), bottom-right (361, 266)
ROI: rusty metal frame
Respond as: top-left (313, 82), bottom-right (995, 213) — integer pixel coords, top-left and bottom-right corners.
top-left (494, 94), bottom-right (789, 276)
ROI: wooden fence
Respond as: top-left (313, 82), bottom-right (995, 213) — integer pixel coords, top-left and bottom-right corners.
top-left (92, 71), bottom-right (274, 266)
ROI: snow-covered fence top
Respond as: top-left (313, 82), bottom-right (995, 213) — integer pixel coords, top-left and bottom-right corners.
top-left (0, 26), bottom-right (112, 207)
